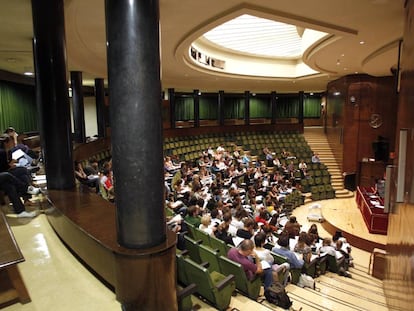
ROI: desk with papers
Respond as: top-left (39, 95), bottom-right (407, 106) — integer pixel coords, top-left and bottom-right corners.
top-left (356, 187), bottom-right (388, 235)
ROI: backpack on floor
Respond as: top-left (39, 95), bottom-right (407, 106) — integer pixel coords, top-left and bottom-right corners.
top-left (264, 281), bottom-right (292, 309)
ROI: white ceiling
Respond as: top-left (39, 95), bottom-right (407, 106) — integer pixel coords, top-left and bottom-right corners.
top-left (0, 0), bottom-right (405, 93)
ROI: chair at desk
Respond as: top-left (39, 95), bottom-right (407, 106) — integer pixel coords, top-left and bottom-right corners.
top-left (218, 255), bottom-right (262, 300)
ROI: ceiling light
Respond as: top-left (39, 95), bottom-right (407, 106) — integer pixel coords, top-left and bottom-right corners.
top-left (359, 40), bottom-right (365, 45)
top-left (203, 14), bottom-right (303, 59)
top-left (23, 71), bottom-right (34, 76)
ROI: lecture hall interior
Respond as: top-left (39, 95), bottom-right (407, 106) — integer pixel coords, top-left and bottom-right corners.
top-left (0, 0), bottom-right (413, 310)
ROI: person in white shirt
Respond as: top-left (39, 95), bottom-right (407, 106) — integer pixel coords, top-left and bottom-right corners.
top-left (199, 214), bottom-right (215, 236)
top-left (254, 232), bottom-right (290, 285)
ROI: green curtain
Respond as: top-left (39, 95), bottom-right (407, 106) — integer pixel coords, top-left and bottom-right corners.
top-left (276, 96), bottom-right (299, 118)
top-left (175, 96), bottom-right (194, 121)
top-left (223, 97), bottom-right (244, 119)
top-left (0, 81), bottom-right (37, 133)
top-left (303, 97), bottom-right (321, 118)
top-left (249, 97), bottom-right (271, 118)
top-left (199, 97), bottom-right (218, 120)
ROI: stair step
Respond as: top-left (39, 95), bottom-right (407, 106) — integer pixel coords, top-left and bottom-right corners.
top-left (304, 127), bottom-right (347, 194)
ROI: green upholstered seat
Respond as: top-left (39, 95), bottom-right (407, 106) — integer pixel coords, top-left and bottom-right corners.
top-left (326, 253), bottom-right (345, 273)
top-left (218, 255), bottom-right (262, 300)
top-left (325, 184), bottom-right (335, 199)
top-left (177, 284), bottom-right (197, 311)
top-left (209, 236), bottom-right (231, 257)
top-left (183, 221), bottom-right (197, 240)
top-left (183, 235), bottom-right (202, 263)
top-left (183, 257), bottom-right (235, 311)
top-left (317, 253), bottom-right (329, 275)
top-left (270, 252), bottom-right (301, 285)
top-left (193, 227), bottom-right (211, 245)
top-left (199, 244), bottom-right (222, 273)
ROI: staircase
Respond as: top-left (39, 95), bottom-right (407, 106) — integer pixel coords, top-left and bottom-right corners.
top-left (303, 127), bottom-right (353, 198)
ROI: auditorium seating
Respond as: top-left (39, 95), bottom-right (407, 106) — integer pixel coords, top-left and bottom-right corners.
top-left (178, 255), bottom-right (236, 311)
top-left (164, 130), bottom-right (333, 201)
top-left (218, 255), bottom-right (262, 300)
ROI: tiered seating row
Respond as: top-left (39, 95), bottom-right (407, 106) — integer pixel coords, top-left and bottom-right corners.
top-left (164, 131), bottom-right (333, 200)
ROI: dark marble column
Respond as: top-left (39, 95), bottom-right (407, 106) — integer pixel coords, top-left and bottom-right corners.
top-left (106, 0), bottom-right (164, 248)
top-left (193, 89), bottom-right (200, 127)
top-left (244, 90), bottom-right (250, 125)
top-left (298, 91), bottom-right (304, 124)
top-left (218, 90), bottom-right (224, 126)
top-left (271, 91), bottom-right (277, 124)
top-left (105, 1), bottom-right (176, 309)
top-left (71, 71), bottom-right (86, 143)
top-left (168, 88), bottom-right (176, 129)
top-left (31, 0), bottom-right (75, 190)
top-left (95, 78), bottom-right (106, 138)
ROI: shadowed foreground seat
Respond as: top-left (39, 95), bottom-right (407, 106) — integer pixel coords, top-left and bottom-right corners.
top-left (183, 235), bottom-right (202, 263)
top-left (199, 244), bottom-right (222, 273)
top-left (182, 257), bottom-right (235, 311)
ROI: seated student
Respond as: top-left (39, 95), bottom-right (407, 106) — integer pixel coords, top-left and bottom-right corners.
top-left (0, 172), bottom-right (37, 218)
top-left (272, 234), bottom-right (304, 269)
top-left (236, 217), bottom-right (256, 240)
top-left (311, 152), bottom-right (320, 163)
top-left (336, 239), bottom-right (354, 269)
top-left (184, 205), bottom-right (201, 228)
top-left (1, 133), bottom-right (38, 171)
top-left (318, 237), bottom-right (336, 256)
top-left (333, 231), bottom-right (354, 268)
top-left (307, 223), bottom-right (321, 244)
top-left (214, 222), bottom-right (234, 246)
top-left (228, 239), bottom-right (273, 291)
top-left (83, 157), bottom-right (99, 176)
top-left (100, 168), bottom-right (115, 201)
top-left (74, 161), bottom-right (100, 193)
top-left (0, 139), bottom-right (40, 200)
top-left (4, 127), bottom-right (39, 159)
top-left (254, 232), bottom-right (290, 286)
top-left (284, 216), bottom-right (301, 238)
top-left (294, 232), bottom-right (313, 263)
top-left (319, 237), bottom-right (351, 277)
top-left (199, 214), bottom-right (215, 236)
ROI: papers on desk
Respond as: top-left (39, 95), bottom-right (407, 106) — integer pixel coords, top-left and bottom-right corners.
top-left (370, 200), bottom-right (380, 206)
top-left (11, 149), bottom-right (25, 160)
top-left (33, 174), bottom-right (46, 181)
top-left (232, 236), bottom-right (244, 247)
top-left (261, 260), bottom-right (271, 270)
top-left (310, 254), bottom-right (319, 262)
top-left (335, 250), bottom-right (344, 260)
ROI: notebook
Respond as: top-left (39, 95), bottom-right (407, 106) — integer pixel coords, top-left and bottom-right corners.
top-left (11, 149), bottom-right (25, 160)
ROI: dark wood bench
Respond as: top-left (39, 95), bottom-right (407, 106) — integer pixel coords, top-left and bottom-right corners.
top-left (0, 212), bottom-right (31, 307)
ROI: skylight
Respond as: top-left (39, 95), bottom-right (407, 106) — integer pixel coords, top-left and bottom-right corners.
top-left (203, 14), bottom-right (303, 59)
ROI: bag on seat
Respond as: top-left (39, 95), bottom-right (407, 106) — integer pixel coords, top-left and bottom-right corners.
top-left (297, 273), bottom-right (316, 289)
top-left (264, 281), bottom-right (292, 309)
